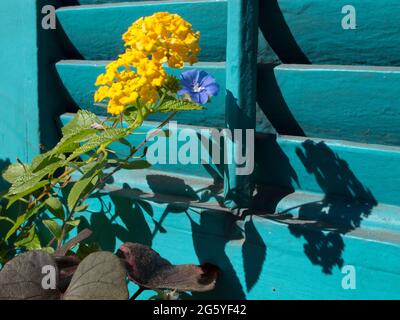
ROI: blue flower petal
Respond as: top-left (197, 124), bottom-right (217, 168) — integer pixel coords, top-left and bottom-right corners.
top-left (191, 92), bottom-right (201, 104)
top-left (181, 69), bottom-right (200, 85)
top-left (178, 88), bottom-right (191, 96)
top-left (205, 83), bottom-right (220, 97)
top-left (199, 91), bottom-right (210, 104)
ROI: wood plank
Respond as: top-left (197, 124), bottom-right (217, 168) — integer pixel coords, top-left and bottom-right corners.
top-left (56, 60), bottom-right (226, 127)
top-left (60, 113), bottom-right (225, 180)
top-left (255, 133), bottom-right (400, 207)
top-left (68, 193), bottom-right (400, 299)
top-left (224, 0), bottom-right (259, 210)
top-left (56, 0), bottom-right (227, 61)
top-left (60, 113), bottom-right (400, 207)
top-left (258, 0), bottom-right (400, 65)
top-left (257, 63), bottom-right (400, 146)
top-left (63, 0), bottom-right (164, 4)
top-left (0, 0), bottom-right (39, 163)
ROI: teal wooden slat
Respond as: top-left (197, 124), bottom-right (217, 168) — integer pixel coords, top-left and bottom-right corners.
top-left (258, 0), bottom-right (400, 66)
top-left (255, 133), bottom-right (400, 207)
top-left (56, 0), bottom-right (227, 61)
top-left (61, 113), bottom-right (400, 207)
top-left (267, 190), bottom-right (400, 236)
top-left (66, 0), bottom-right (164, 4)
top-left (67, 194), bottom-right (400, 299)
top-left (224, 0), bottom-right (258, 212)
top-left (60, 113), bottom-right (225, 180)
top-left (0, 0), bottom-right (39, 164)
top-left (56, 60), bottom-right (226, 127)
top-left (257, 64), bottom-right (400, 146)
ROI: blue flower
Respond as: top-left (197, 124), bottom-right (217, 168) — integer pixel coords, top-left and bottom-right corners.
top-left (178, 69), bottom-right (220, 104)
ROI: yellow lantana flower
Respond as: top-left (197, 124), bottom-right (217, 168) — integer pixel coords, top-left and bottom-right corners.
top-left (94, 12), bottom-right (201, 116)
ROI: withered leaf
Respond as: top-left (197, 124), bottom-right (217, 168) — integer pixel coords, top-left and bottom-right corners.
top-left (55, 228), bottom-right (93, 256)
top-left (0, 251), bottom-right (60, 300)
top-left (118, 242), bottom-right (219, 292)
top-left (63, 251), bottom-right (128, 300)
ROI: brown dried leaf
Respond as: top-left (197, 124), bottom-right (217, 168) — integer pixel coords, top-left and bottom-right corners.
top-left (118, 243), bottom-right (219, 292)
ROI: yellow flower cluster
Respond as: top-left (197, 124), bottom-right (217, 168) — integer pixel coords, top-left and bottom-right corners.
top-left (94, 12), bottom-right (201, 115)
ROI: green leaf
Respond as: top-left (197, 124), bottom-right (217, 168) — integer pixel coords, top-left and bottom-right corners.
top-left (65, 219), bottom-right (81, 234)
top-left (63, 251), bottom-right (128, 300)
top-left (0, 216), bottom-right (15, 225)
top-left (14, 225), bottom-right (42, 250)
top-left (6, 180), bottom-right (49, 209)
top-left (67, 128), bottom-right (129, 160)
top-left (107, 159), bottom-right (151, 170)
top-left (157, 99), bottom-right (203, 113)
top-left (5, 203), bottom-right (45, 240)
top-left (67, 157), bottom-right (106, 212)
top-left (8, 159), bottom-right (64, 195)
top-left (44, 197), bottom-right (64, 220)
top-left (52, 128), bottom-right (98, 154)
top-left (42, 247), bottom-right (55, 254)
top-left (74, 203), bottom-right (89, 212)
top-left (30, 152), bottom-right (55, 173)
top-left (62, 110), bottom-right (99, 137)
top-left (43, 219), bottom-right (63, 240)
top-left (2, 163), bottom-right (28, 184)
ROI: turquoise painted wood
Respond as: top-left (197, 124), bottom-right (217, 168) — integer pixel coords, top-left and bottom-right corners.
top-left (257, 64), bottom-right (400, 146)
top-left (255, 134), bottom-right (400, 208)
top-left (56, 60), bottom-right (226, 127)
top-left (224, 0), bottom-right (258, 211)
top-left (64, 192), bottom-right (400, 299)
top-left (61, 113), bottom-right (400, 209)
top-left (0, 0), bottom-right (40, 164)
top-left (0, 0), bottom-right (72, 166)
top-left (258, 0), bottom-right (400, 66)
top-left (56, 0), bottom-right (228, 61)
top-left (68, 0), bottom-right (165, 4)
top-left (60, 113), bottom-right (224, 180)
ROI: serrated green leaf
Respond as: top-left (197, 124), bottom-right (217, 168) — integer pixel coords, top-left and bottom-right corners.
top-left (157, 99), bottom-right (203, 113)
top-left (43, 219), bottom-right (63, 240)
top-left (1, 163), bottom-right (28, 184)
top-left (67, 128), bottom-right (129, 160)
top-left (6, 180), bottom-right (49, 209)
top-left (62, 110), bottom-right (99, 137)
top-left (53, 128), bottom-right (97, 154)
top-left (67, 157), bottom-right (106, 212)
top-left (44, 197), bottom-right (64, 220)
top-left (8, 160), bottom-right (64, 195)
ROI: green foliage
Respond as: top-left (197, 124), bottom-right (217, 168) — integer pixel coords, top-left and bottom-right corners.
top-left (0, 72), bottom-right (206, 273)
top-left (1, 163), bottom-right (28, 184)
top-left (157, 99), bottom-right (204, 113)
top-left (44, 197), bottom-right (64, 220)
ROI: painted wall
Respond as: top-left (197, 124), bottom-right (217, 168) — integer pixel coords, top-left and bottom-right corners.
top-left (0, 0), bottom-right (39, 166)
